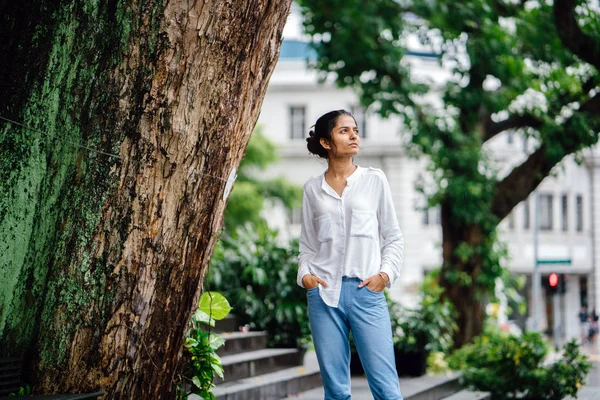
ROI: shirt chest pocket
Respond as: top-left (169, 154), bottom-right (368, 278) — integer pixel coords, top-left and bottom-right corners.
top-left (351, 209), bottom-right (376, 239)
top-left (314, 214), bottom-right (333, 243)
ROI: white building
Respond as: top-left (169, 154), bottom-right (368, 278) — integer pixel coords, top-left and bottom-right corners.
top-left (256, 6), bottom-right (600, 344)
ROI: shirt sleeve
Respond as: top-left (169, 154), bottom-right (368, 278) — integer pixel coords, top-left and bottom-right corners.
top-left (377, 172), bottom-right (404, 287)
top-left (297, 185), bottom-right (319, 288)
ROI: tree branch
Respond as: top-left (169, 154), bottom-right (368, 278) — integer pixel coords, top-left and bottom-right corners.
top-left (484, 114), bottom-right (543, 142)
top-left (491, 94), bottom-right (600, 220)
top-left (492, 0), bottom-right (525, 17)
top-left (554, 0), bottom-right (600, 70)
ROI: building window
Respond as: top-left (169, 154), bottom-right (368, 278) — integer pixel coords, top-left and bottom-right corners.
top-left (561, 194), bottom-right (568, 232)
top-left (423, 206), bottom-right (441, 226)
top-left (508, 212), bottom-right (515, 230)
top-left (422, 208), bottom-right (429, 225)
top-left (290, 106), bottom-right (306, 139)
top-left (523, 135), bottom-right (528, 152)
top-left (539, 194), bottom-right (553, 231)
top-left (507, 131), bottom-right (514, 144)
top-left (350, 105), bottom-right (367, 138)
top-left (523, 198), bottom-right (530, 230)
top-left (576, 195), bottom-right (583, 232)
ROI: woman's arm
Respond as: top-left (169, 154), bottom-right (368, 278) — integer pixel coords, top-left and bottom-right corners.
top-left (297, 186), bottom-right (320, 287)
top-left (377, 172), bottom-right (404, 287)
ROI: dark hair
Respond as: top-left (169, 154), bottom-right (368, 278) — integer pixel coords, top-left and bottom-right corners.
top-left (306, 109), bottom-right (355, 159)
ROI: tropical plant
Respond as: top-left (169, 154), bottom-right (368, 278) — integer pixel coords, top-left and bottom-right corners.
top-left (179, 292), bottom-right (232, 400)
top-left (208, 223), bottom-right (311, 349)
top-left (448, 329), bottom-right (591, 399)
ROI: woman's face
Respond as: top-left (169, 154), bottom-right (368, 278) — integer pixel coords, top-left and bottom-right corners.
top-left (321, 115), bottom-right (360, 157)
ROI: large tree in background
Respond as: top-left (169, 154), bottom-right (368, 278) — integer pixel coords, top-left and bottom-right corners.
top-left (299, 0), bottom-right (600, 347)
top-left (0, 0), bottom-right (291, 397)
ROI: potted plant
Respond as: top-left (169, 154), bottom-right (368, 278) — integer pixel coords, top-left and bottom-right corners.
top-left (392, 308), bottom-right (432, 376)
top-left (388, 279), bottom-right (457, 377)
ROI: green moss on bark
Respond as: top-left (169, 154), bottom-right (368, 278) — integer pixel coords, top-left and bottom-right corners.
top-left (0, 0), bottom-right (166, 372)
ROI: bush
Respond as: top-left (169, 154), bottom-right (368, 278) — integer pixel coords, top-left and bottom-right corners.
top-left (208, 223), bottom-right (311, 349)
top-left (448, 329), bottom-right (591, 399)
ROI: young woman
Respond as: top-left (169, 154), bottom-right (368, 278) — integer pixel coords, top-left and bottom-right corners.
top-left (298, 110), bottom-right (404, 400)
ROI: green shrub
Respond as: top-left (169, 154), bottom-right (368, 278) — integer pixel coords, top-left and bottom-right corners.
top-left (9, 385), bottom-right (31, 396)
top-left (208, 223), bottom-right (311, 349)
top-left (448, 329), bottom-right (591, 399)
top-left (178, 292), bottom-right (232, 400)
top-left (389, 275), bottom-right (457, 354)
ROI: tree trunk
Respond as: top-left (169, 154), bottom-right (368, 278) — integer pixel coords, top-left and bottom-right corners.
top-left (0, 0), bottom-right (291, 398)
top-left (439, 200), bottom-right (486, 348)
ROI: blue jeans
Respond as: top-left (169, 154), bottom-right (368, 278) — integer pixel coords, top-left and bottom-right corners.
top-left (307, 277), bottom-right (403, 400)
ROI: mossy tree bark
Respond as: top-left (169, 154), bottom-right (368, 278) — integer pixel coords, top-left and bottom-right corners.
top-left (0, 0), bottom-right (291, 398)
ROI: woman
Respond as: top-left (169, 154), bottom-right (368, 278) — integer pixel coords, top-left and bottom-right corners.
top-left (298, 110), bottom-right (404, 400)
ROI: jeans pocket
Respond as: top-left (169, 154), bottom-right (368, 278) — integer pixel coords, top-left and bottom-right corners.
top-left (364, 285), bottom-right (383, 295)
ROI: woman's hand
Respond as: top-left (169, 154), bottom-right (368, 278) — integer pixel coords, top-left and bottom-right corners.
top-left (302, 274), bottom-right (328, 290)
top-left (358, 272), bottom-right (388, 293)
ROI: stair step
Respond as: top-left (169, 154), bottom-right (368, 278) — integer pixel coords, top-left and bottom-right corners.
top-left (402, 371), bottom-right (462, 400)
top-left (442, 389), bottom-right (491, 400)
top-left (210, 365), bottom-right (322, 400)
top-left (279, 371), bottom-right (463, 400)
top-left (202, 314), bottom-right (238, 333)
top-left (218, 331), bottom-right (268, 356)
top-left (219, 348), bottom-right (303, 383)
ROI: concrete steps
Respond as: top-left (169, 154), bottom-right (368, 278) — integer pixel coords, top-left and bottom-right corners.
top-left (219, 348), bottom-right (303, 383)
top-left (201, 314), bottom-right (238, 333)
top-left (213, 365), bottom-right (321, 400)
top-left (188, 314), bottom-right (321, 400)
top-left (278, 358), bottom-right (489, 400)
top-left (218, 331), bottom-right (268, 356)
top-left (441, 390), bottom-right (491, 400)
top-left (402, 372), bottom-right (462, 400)
top-left (196, 314), bottom-right (489, 400)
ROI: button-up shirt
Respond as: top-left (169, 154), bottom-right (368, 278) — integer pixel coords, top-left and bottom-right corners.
top-left (297, 165), bottom-right (404, 308)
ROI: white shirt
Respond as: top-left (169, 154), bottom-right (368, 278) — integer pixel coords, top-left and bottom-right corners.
top-left (297, 165), bottom-right (404, 307)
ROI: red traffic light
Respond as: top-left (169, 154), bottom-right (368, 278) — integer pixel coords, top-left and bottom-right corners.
top-left (548, 273), bottom-right (559, 287)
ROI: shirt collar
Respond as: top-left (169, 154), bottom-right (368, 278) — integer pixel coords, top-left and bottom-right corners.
top-left (320, 165), bottom-right (362, 195)
top-left (345, 165), bottom-right (362, 187)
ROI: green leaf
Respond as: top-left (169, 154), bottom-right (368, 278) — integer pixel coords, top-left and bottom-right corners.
top-left (193, 309), bottom-right (214, 327)
top-left (199, 292), bottom-right (232, 321)
top-left (212, 362), bottom-right (224, 379)
top-left (192, 376), bottom-right (202, 389)
top-left (208, 333), bottom-right (226, 350)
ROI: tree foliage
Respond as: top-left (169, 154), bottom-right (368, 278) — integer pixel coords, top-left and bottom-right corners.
top-left (208, 223), bottom-right (312, 349)
top-left (224, 127), bottom-right (302, 231)
top-left (298, 0), bottom-right (600, 344)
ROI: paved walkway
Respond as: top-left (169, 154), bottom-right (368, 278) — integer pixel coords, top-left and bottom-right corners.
top-left (286, 343), bottom-right (600, 400)
top-left (281, 351), bottom-right (459, 400)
